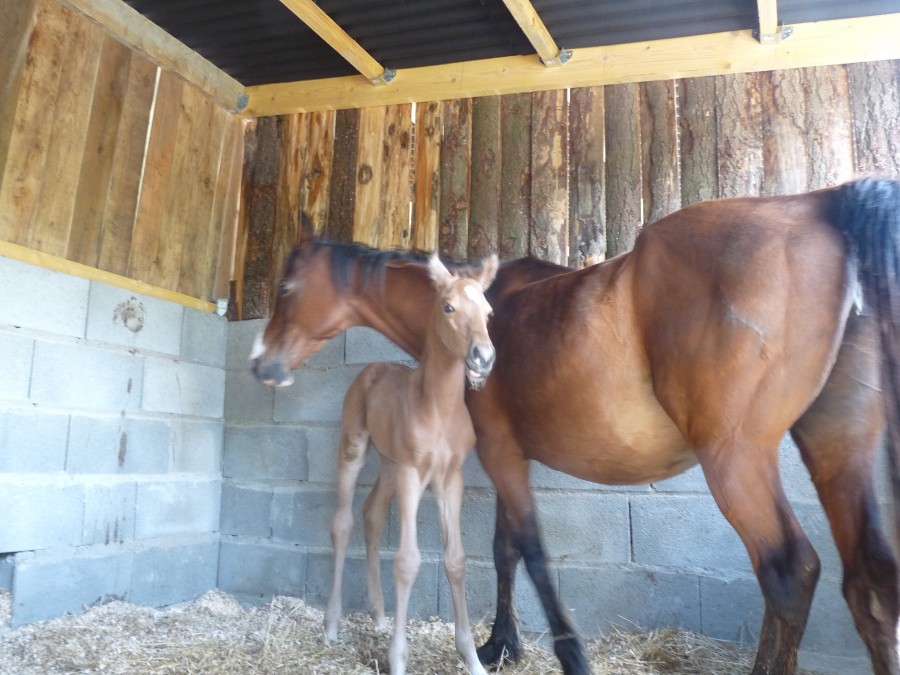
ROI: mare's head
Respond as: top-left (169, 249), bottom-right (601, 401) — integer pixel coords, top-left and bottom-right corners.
top-left (427, 253), bottom-right (499, 389)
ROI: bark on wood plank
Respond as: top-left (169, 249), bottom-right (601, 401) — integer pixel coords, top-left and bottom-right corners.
top-left (212, 114), bottom-right (245, 302)
top-left (640, 79), bottom-right (680, 225)
top-left (530, 89), bottom-right (568, 264)
top-left (68, 35), bottom-right (132, 267)
top-left (0, 0), bottom-right (37, 196)
top-left (761, 69), bottom-right (808, 196)
top-left (499, 92), bottom-right (532, 260)
top-left (353, 106), bottom-right (386, 246)
top-left (325, 108), bottom-right (359, 242)
top-left (678, 76), bottom-right (718, 206)
top-left (716, 72), bottom-right (763, 199)
top-left (438, 99), bottom-right (472, 260)
top-left (805, 65), bottom-right (853, 190)
top-left (468, 95), bottom-right (501, 259)
top-left (848, 60), bottom-right (900, 176)
top-left (380, 103), bottom-right (413, 249)
top-left (273, 113), bottom-right (305, 278)
top-left (412, 101), bottom-right (441, 252)
top-left (303, 110), bottom-right (335, 233)
top-left (568, 86), bottom-right (605, 268)
top-left (97, 52), bottom-right (156, 276)
top-left (605, 83), bottom-right (642, 256)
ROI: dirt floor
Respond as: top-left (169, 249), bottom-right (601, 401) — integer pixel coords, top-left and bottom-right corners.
top-left (0, 588), bottom-right (823, 674)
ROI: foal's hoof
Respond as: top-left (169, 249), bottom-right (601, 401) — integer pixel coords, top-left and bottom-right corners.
top-left (476, 636), bottom-right (522, 668)
top-left (371, 610), bottom-right (388, 632)
top-left (323, 619), bottom-right (339, 645)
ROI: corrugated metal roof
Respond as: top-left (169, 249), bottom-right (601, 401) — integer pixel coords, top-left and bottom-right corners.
top-left (120, 0), bottom-right (900, 87)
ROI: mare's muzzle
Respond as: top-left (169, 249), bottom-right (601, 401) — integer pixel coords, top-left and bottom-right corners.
top-left (465, 343), bottom-right (496, 390)
top-left (251, 355), bottom-right (295, 387)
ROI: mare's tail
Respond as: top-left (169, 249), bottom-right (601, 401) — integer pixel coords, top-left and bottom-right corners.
top-left (835, 177), bottom-right (900, 546)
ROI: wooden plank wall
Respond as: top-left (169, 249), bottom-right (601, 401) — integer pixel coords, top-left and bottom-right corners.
top-left (0, 0), bottom-right (244, 305)
top-left (238, 58), bottom-right (900, 320)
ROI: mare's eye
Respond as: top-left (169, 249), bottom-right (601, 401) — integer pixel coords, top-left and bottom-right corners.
top-left (443, 304), bottom-right (455, 314)
top-left (278, 282), bottom-right (291, 297)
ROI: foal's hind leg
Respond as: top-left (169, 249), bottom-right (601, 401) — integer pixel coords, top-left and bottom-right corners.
top-left (324, 423), bottom-right (370, 643)
top-left (697, 441), bottom-right (820, 675)
top-left (792, 315), bottom-right (899, 675)
top-left (363, 461), bottom-right (397, 631)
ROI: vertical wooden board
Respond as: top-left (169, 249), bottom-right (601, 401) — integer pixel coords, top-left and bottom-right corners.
top-left (325, 108), bottom-right (358, 242)
top-left (129, 71), bottom-right (183, 284)
top-left (67, 35), bottom-right (132, 267)
top-left (29, 9), bottom-right (104, 257)
top-left (640, 80), bottom-right (680, 225)
top-left (568, 86), bottom-right (605, 268)
top-left (468, 95), bottom-right (501, 259)
top-left (412, 101), bottom-right (441, 251)
top-left (0, 0), bottom-right (68, 246)
top-left (212, 114), bottom-right (246, 301)
top-left (0, 0), bottom-right (37, 193)
top-left (848, 60), bottom-right (900, 176)
top-left (97, 53), bottom-right (156, 275)
top-left (530, 89), bottom-right (568, 265)
top-left (715, 72), bottom-right (764, 199)
top-left (303, 109), bottom-right (335, 232)
top-left (273, 113), bottom-right (306, 274)
top-left (499, 92), bottom-right (532, 260)
top-left (604, 83), bottom-right (642, 257)
top-left (353, 106), bottom-right (385, 246)
top-left (805, 65), bottom-right (853, 189)
top-left (380, 103), bottom-right (413, 249)
top-left (678, 76), bottom-right (718, 206)
top-left (761, 69), bottom-right (808, 196)
top-left (438, 99), bottom-right (472, 260)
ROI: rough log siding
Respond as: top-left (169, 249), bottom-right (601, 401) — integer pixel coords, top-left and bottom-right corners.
top-left (469, 96), bottom-right (502, 260)
top-left (605, 83), bottom-right (642, 257)
top-left (568, 86), bottom-right (606, 268)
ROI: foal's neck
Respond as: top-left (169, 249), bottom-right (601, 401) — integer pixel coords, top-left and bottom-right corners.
top-left (417, 320), bottom-right (466, 408)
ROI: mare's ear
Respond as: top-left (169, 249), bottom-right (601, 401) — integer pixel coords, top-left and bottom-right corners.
top-left (298, 212), bottom-right (317, 252)
top-left (427, 253), bottom-right (453, 286)
top-left (473, 253), bottom-right (499, 290)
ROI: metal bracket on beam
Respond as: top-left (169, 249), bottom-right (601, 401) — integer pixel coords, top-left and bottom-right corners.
top-left (368, 68), bottom-right (396, 85)
top-left (753, 24), bottom-right (793, 44)
top-left (541, 48), bottom-right (572, 67)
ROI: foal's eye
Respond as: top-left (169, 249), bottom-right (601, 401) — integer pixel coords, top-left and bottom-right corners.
top-left (443, 304), bottom-right (455, 314)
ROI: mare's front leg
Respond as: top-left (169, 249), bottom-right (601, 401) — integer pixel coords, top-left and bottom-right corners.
top-left (433, 464), bottom-right (488, 675)
top-left (476, 497), bottom-right (524, 667)
top-left (363, 461), bottom-right (397, 630)
top-left (477, 438), bottom-right (590, 675)
top-left (388, 465), bottom-right (426, 675)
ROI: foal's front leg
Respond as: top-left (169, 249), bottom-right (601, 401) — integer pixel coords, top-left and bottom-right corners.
top-left (433, 465), bottom-right (488, 675)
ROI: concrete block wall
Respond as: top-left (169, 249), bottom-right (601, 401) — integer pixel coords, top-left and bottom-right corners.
top-left (222, 318), bottom-right (892, 675)
top-left (0, 255), bottom-right (225, 626)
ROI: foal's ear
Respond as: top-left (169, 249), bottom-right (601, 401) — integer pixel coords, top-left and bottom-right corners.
top-left (427, 253), bottom-right (453, 285)
top-left (473, 254), bottom-right (499, 290)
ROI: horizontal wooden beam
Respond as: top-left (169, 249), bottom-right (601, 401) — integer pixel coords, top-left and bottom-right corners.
top-left (501, 0), bottom-right (566, 66)
top-left (0, 240), bottom-right (217, 313)
top-left (57, 0), bottom-right (247, 113)
top-left (244, 12), bottom-right (900, 117)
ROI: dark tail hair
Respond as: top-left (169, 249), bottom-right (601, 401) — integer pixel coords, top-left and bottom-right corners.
top-left (835, 177), bottom-right (900, 545)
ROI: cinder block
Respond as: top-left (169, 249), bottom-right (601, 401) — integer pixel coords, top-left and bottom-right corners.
top-left (0, 330), bottom-right (33, 400)
top-left (306, 425), bottom-right (381, 486)
top-left (221, 482), bottom-right (273, 537)
top-left (0, 480), bottom-right (84, 551)
top-left (224, 369), bottom-right (274, 423)
top-left (650, 463), bottom-right (708, 493)
top-left (182, 308), bottom-right (227, 367)
top-left (67, 414), bottom-right (171, 474)
top-left (459, 452), bottom-right (494, 489)
top-left (533, 491), bottom-right (631, 563)
top-left (0, 257), bottom-right (89, 338)
top-left (10, 545), bottom-right (132, 626)
top-left (0, 409), bottom-right (69, 472)
top-left (226, 318), bottom-right (267, 370)
top-left (86, 283), bottom-right (184, 356)
top-left (698, 574), bottom-right (762, 645)
top-left (0, 554), bottom-right (13, 588)
top-left (31, 341), bottom-right (144, 411)
top-left (274, 365), bottom-right (363, 424)
top-left (172, 418), bottom-right (223, 474)
top-left (223, 425), bottom-right (307, 480)
top-left (82, 481), bottom-right (137, 546)
top-left (802, 566), bottom-right (867, 657)
top-left (142, 358), bottom-right (225, 418)
top-left (345, 327), bottom-right (413, 364)
top-left (305, 549), bottom-right (441, 620)
top-left (305, 333), bottom-right (346, 368)
top-left (531, 462), bottom-right (650, 492)
top-left (560, 565), bottom-right (703, 636)
top-left (130, 536), bottom-right (218, 607)
top-left (218, 537), bottom-right (308, 598)
top-left (272, 486), bottom-right (348, 548)
top-left (134, 480), bottom-right (221, 539)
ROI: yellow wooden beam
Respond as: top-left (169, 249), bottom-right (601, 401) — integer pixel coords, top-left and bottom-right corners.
top-left (0, 240), bottom-right (217, 313)
top-left (278, 0), bottom-right (392, 83)
top-left (501, 0), bottom-right (568, 67)
top-left (756, 0), bottom-right (781, 44)
top-left (57, 0), bottom-right (247, 113)
top-left (244, 13), bottom-right (900, 117)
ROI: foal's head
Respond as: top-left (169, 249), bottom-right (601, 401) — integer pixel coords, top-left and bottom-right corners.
top-left (427, 254), bottom-right (498, 389)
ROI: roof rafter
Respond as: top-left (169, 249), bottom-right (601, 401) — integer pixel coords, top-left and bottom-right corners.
top-left (756, 0), bottom-right (785, 44)
top-left (501, 0), bottom-right (569, 66)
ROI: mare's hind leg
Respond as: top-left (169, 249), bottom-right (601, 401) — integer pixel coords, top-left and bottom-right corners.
top-left (363, 461), bottom-right (397, 631)
top-left (476, 498), bottom-right (524, 667)
top-left (791, 314), bottom-right (899, 675)
top-left (324, 417), bottom-right (370, 642)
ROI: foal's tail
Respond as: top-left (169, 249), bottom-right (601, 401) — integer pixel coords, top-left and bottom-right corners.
top-left (834, 177), bottom-right (900, 544)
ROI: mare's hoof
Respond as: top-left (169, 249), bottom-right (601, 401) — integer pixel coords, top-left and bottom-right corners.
top-left (555, 635), bottom-right (591, 675)
top-left (476, 636), bottom-right (522, 668)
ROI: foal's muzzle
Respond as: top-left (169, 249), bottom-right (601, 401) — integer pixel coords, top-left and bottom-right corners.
top-left (465, 343), bottom-right (496, 390)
